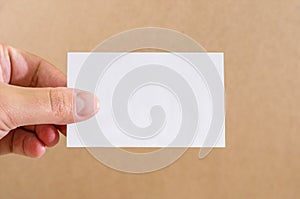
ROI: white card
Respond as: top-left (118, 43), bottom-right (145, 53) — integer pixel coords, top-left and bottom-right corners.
top-left (67, 52), bottom-right (225, 147)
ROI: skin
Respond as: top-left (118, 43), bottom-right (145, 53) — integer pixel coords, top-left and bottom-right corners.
top-left (0, 44), bottom-right (99, 158)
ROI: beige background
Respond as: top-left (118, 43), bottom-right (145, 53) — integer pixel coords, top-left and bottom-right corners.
top-left (1, 0), bottom-right (300, 198)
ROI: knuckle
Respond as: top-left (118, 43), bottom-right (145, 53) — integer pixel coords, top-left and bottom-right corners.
top-left (49, 88), bottom-right (73, 122)
top-left (0, 44), bottom-right (12, 83)
top-left (0, 93), bottom-right (18, 132)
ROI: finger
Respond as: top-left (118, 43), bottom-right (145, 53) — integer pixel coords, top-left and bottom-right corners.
top-left (25, 124), bottom-right (66, 137)
top-left (0, 84), bottom-right (99, 129)
top-left (35, 125), bottom-right (59, 147)
top-left (23, 125), bottom-right (60, 147)
top-left (0, 43), bottom-right (66, 87)
top-left (0, 128), bottom-right (46, 158)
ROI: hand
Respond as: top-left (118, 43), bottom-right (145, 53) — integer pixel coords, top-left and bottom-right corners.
top-left (0, 44), bottom-right (99, 158)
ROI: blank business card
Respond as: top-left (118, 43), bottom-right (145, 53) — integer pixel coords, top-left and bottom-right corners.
top-left (67, 52), bottom-right (225, 147)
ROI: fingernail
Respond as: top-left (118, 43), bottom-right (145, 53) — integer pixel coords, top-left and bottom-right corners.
top-left (75, 90), bottom-right (100, 119)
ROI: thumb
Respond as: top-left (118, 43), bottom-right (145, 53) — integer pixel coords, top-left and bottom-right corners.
top-left (0, 84), bottom-right (99, 129)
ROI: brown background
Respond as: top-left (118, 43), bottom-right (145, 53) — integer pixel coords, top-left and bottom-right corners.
top-left (1, 0), bottom-right (300, 198)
